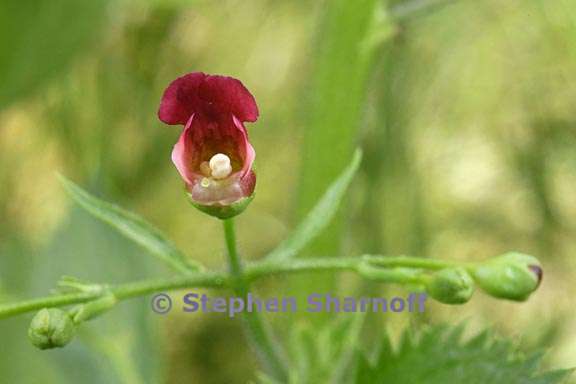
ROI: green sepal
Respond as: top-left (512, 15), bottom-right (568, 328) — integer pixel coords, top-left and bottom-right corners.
top-left (189, 194), bottom-right (254, 220)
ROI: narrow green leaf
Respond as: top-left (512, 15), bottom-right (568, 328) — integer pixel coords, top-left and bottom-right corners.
top-left (59, 176), bottom-right (201, 274)
top-left (278, 314), bottom-right (365, 384)
top-left (266, 150), bottom-right (362, 262)
top-left (296, 0), bottom-right (380, 258)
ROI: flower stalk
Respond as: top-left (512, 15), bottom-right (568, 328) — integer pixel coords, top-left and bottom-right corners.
top-left (222, 219), bottom-right (288, 381)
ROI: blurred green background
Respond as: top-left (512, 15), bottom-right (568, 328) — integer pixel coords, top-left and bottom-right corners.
top-left (1, 0), bottom-right (575, 382)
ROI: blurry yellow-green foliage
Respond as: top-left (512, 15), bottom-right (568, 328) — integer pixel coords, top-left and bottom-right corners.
top-left (1, 0), bottom-right (575, 382)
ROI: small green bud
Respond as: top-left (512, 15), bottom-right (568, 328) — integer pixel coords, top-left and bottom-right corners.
top-left (425, 268), bottom-right (474, 304)
top-left (472, 252), bottom-right (543, 301)
top-left (28, 308), bottom-right (76, 350)
top-left (190, 194), bottom-right (254, 220)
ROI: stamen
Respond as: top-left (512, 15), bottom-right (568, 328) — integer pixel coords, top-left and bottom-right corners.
top-left (209, 153), bottom-right (232, 179)
top-left (199, 161), bottom-right (211, 177)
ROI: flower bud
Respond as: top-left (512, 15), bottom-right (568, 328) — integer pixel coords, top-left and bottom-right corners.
top-left (425, 268), bottom-right (474, 304)
top-left (472, 252), bottom-right (543, 301)
top-left (28, 308), bottom-right (76, 350)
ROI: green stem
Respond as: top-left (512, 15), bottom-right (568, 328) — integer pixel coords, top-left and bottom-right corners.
top-left (223, 219), bottom-right (242, 284)
top-left (0, 255), bottom-right (467, 320)
top-left (0, 272), bottom-right (227, 319)
top-left (222, 219), bottom-right (288, 382)
top-left (362, 254), bottom-right (460, 270)
top-left (246, 255), bottom-right (461, 280)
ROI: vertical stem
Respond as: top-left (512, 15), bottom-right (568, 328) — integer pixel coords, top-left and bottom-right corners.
top-left (222, 219), bottom-right (288, 381)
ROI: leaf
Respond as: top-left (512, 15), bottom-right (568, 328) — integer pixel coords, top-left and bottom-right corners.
top-left (296, 0), bottom-right (381, 257)
top-left (266, 150), bottom-right (362, 262)
top-left (257, 314), bottom-right (365, 384)
top-left (355, 325), bottom-right (574, 384)
top-left (59, 176), bottom-right (201, 274)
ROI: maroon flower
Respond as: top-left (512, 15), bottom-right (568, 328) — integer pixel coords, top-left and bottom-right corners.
top-left (158, 72), bottom-right (258, 215)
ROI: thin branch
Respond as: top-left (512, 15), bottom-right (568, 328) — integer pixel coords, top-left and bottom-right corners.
top-left (0, 255), bottom-right (464, 320)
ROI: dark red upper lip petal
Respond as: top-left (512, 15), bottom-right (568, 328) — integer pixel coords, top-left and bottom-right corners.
top-left (158, 72), bottom-right (259, 126)
top-left (158, 72), bottom-right (206, 125)
top-left (199, 75), bottom-right (259, 123)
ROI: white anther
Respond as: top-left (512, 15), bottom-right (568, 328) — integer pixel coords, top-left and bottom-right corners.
top-left (209, 153), bottom-right (232, 179)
